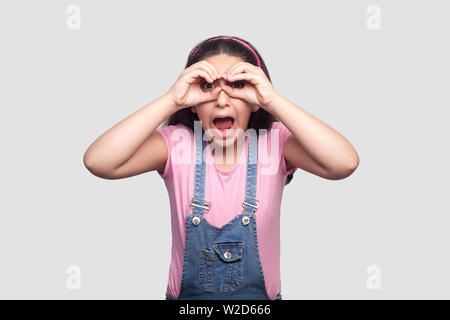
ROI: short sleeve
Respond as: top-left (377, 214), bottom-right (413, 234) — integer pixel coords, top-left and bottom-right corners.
top-left (155, 124), bottom-right (192, 180)
top-left (156, 125), bottom-right (173, 180)
top-left (272, 121), bottom-right (297, 176)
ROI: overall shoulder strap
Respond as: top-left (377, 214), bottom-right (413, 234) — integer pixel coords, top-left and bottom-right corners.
top-left (190, 123), bottom-right (210, 216)
top-left (242, 129), bottom-right (259, 216)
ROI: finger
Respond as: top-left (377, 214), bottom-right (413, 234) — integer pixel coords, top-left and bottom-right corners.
top-left (221, 85), bottom-right (243, 99)
top-left (204, 61), bottom-right (222, 76)
top-left (223, 62), bottom-right (245, 78)
top-left (197, 61), bottom-right (219, 80)
top-left (209, 86), bottom-right (223, 99)
top-left (201, 86), bottom-right (222, 103)
top-left (190, 69), bottom-right (214, 84)
top-left (225, 62), bottom-right (258, 78)
top-left (186, 61), bottom-right (217, 81)
top-left (220, 85), bottom-right (233, 96)
top-left (227, 72), bottom-right (260, 86)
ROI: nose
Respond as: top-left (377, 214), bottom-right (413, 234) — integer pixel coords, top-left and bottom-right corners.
top-left (215, 91), bottom-right (232, 109)
top-left (212, 79), bottom-right (231, 99)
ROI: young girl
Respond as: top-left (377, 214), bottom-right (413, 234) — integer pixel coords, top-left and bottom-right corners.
top-left (83, 35), bottom-right (359, 300)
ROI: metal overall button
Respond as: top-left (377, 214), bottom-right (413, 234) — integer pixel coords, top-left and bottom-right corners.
top-left (223, 249), bottom-right (232, 260)
top-left (192, 216), bottom-right (201, 226)
top-left (242, 216), bottom-right (250, 226)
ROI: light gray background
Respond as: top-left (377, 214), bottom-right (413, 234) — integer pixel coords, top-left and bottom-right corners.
top-left (0, 0), bottom-right (449, 299)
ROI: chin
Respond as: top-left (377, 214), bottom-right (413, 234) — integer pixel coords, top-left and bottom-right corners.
top-left (211, 129), bottom-right (249, 150)
top-left (208, 130), bottom-right (236, 146)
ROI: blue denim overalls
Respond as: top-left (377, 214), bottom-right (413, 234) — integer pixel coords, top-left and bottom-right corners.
top-left (165, 128), bottom-right (282, 300)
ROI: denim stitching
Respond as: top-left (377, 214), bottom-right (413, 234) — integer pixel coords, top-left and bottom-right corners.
top-left (179, 215), bottom-right (191, 293)
top-left (199, 244), bottom-right (244, 293)
top-left (176, 129), bottom-right (277, 299)
top-left (251, 214), bottom-right (271, 300)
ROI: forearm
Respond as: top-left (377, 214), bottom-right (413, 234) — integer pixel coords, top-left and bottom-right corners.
top-left (267, 93), bottom-right (359, 172)
top-left (83, 94), bottom-right (176, 172)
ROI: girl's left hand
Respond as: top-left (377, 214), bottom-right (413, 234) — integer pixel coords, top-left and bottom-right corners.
top-left (219, 62), bottom-right (279, 111)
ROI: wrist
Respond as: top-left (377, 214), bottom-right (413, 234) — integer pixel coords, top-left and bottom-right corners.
top-left (160, 93), bottom-right (179, 114)
top-left (263, 92), bottom-right (283, 116)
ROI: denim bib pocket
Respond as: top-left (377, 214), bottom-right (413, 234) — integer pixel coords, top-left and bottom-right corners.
top-left (199, 242), bottom-right (244, 293)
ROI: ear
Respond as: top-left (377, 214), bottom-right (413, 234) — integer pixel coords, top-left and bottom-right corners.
top-left (191, 106), bottom-right (197, 113)
top-left (252, 105), bottom-right (260, 112)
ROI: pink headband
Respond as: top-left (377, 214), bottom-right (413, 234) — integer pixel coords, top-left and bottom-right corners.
top-left (192, 36), bottom-right (261, 68)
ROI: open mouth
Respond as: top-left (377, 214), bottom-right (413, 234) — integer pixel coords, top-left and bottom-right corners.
top-left (212, 116), bottom-right (236, 138)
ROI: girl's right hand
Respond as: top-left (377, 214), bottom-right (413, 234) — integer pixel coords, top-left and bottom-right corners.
top-left (165, 61), bottom-right (222, 110)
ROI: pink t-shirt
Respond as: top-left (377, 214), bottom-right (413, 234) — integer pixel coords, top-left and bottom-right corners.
top-left (156, 121), bottom-right (296, 299)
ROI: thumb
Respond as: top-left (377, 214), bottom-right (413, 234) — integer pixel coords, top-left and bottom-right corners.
top-left (204, 87), bottom-right (222, 101)
top-left (220, 85), bottom-right (240, 99)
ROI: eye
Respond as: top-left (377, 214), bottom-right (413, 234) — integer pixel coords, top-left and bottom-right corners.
top-left (200, 80), bottom-right (247, 90)
top-left (200, 80), bottom-right (214, 90)
top-left (232, 80), bottom-right (246, 89)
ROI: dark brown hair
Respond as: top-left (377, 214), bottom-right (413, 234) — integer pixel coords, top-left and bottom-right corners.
top-left (161, 35), bottom-right (294, 185)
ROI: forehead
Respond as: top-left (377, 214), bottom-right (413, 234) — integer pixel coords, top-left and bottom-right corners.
top-left (204, 54), bottom-right (244, 73)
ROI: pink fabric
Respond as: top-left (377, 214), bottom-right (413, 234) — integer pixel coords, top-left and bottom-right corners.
top-left (156, 121), bottom-right (296, 299)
